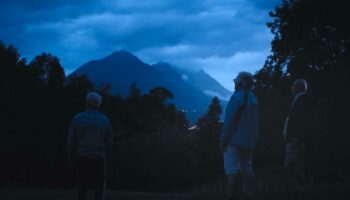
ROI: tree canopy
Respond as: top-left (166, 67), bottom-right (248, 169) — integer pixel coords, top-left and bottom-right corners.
top-left (255, 0), bottom-right (350, 181)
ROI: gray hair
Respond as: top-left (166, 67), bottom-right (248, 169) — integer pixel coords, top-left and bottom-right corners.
top-left (234, 71), bottom-right (254, 90)
top-left (86, 92), bottom-right (102, 109)
top-left (293, 79), bottom-right (308, 92)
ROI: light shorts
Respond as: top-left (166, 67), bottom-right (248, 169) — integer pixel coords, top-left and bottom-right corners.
top-left (223, 145), bottom-right (254, 175)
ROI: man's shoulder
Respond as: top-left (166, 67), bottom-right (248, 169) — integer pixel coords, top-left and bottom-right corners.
top-left (73, 111), bottom-right (111, 126)
top-left (97, 112), bottom-right (111, 124)
top-left (231, 90), bottom-right (245, 100)
top-left (231, 90), bottom-right (257, 104)
top-left (73, 111), bottom-right (87, 121)
top-left (73, 110), bottom-right (107, 119)
top-left (228, 92), bottom-right (241, 106)
top-left (90, 111), bottom-right (111, 126)
top-left (297, 93), bottom-right (318, 107)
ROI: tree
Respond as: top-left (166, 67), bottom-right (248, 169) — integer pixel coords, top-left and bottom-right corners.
top-left (129, 82), bottom-right (141, 100)
top-left (259, 0), bottom-right (350, 90)
top-left (255, 0), bottom-right (350, 181)
top-left (29, 53), bottom-right (65, 89)
top-left (206, 96), bottom-right (222, 122)
top-left (149, 87), bottom-right (174, 103)
top-left (196, 97), bottom-right (223, 179)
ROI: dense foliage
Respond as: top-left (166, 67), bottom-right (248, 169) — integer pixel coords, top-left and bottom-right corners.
top-left (254, 0), bottom-right (350, 182)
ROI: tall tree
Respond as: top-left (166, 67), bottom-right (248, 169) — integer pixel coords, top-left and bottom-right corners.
top-left (196, 97), bottom-right (223, 179)
top-left (29, 53), bottom-right (65, 89)
top-left (255, 0), bottom-right (350, 181)
top-left (258, 0), bottom-right (350, 91)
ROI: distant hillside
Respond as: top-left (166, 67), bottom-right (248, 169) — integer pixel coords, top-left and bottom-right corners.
top-left (152, 62), bottom-right (231, 100)
top-left (70, 51), bottom-right (230, 122)
top-left (71, 51), bottom-right (165, 95)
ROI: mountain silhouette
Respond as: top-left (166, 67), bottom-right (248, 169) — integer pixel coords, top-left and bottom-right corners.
top-left (72, 50), bottom-right (166, 95)
top-left (153, 62), bottom-right (231, 100)
top-left (70, 51), bottom-right (230, 122)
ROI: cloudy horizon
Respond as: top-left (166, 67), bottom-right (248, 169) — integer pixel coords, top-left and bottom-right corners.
top-left (0, 0), bottom-right (280, 91)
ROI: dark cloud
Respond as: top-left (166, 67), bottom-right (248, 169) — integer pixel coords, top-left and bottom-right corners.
top-left (0, 0), bottom-right (280, 90)
top-left (247, 0), bottom-right (282, 9)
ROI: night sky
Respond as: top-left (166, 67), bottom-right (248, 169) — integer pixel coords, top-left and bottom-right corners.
top-left (0, 0), bottom-right (281, 91)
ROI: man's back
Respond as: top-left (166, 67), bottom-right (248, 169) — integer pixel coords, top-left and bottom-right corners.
top-left (231, 91), bottom-right (259, 149)
top-left (68, 92), bottom-right (112, 200)
top-left (69, 109), bottom-right (113, 158)
top-left (221, 90), bottom-right (259, 149)
top-left (287, 93), bottom-right (317, 145)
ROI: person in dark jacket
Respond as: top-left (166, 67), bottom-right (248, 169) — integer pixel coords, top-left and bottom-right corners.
top-left (283, 79), bottom-right (317, 183)
top-left (68, 92), bottom-right (113, 200)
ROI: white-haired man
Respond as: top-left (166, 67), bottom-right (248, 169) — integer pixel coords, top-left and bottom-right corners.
top-left (68, 92), bottom-right (113, 200)
top-left (220, 72), bottom-right (259, 200)
top-left (283, 79), bottom-right (317, 184)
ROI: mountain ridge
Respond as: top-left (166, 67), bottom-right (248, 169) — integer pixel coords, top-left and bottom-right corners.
top-left (70, 51), bottom-right (230, 121)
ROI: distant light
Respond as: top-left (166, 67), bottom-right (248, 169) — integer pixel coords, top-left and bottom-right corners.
top-left (188, 124), bottom-right (198, 130)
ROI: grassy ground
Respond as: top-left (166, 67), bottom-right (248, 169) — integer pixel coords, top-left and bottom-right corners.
top-left (1, 166), bottom-right (349, 200)
top-left (0, 189), bottom-right (224, 200)
top-left (1, 181), bottom-right (350, 200)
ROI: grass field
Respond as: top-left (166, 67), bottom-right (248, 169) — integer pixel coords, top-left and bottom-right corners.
top-left (0, 189), bottom-right (224, 200)
top-left (1, 166), bottom-right (349, 200)
top-left (1, 181), bottom-right (350, 200)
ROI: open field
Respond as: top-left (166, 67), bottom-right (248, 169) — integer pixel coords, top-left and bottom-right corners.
top-left (1, 165), bottom-right (349, 200)
top-left (0, 189), bottom-right (224, 200)
top-left (1, 181), bottom-right (350, 200)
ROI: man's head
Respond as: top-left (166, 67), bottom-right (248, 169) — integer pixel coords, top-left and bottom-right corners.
top-left (291, 79), bottom-right (308, 96)
top-left (86, 92), bottom-right (102, 109)
top-left (234, 72), bottom-right (254, 91)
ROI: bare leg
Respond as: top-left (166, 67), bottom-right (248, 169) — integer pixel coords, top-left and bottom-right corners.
top-left (240, 148), bottom-right (255, 199)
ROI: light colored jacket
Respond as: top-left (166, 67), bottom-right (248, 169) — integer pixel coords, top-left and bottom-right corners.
top-left (68, 109), bottom-right (113, 158)
top-left (220, 90), bottom-right (258, 149)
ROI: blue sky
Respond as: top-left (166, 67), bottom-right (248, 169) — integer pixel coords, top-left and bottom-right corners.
top-left (0, 0), bottom-right (280, 91)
